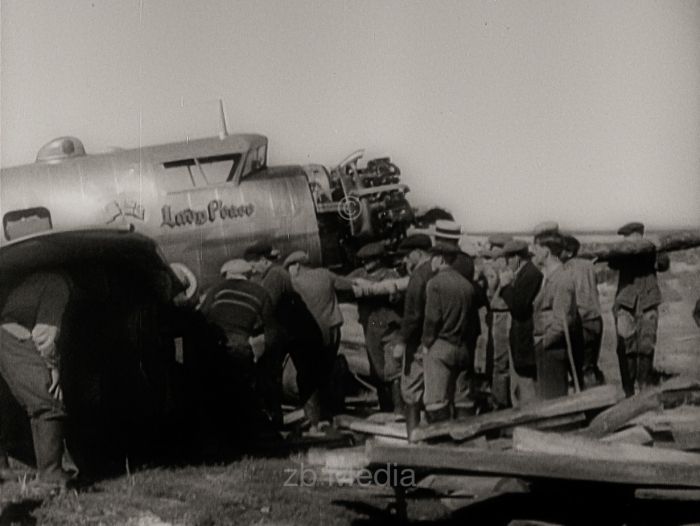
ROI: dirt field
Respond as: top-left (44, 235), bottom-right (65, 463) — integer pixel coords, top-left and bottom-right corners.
top-left (1, 249), bottom-right (699, 525)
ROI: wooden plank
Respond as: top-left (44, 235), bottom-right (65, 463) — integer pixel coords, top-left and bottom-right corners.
top-left (583, 389), bottom-right (661, 438)
top-left (502, 412), bottom-right (586, 436)
top-left (670, 421), bottom-right (700, 450)
top-left (366, 440), bottom-right (700, 487)
top-left (635, 488), bottom-right (700, 501)
top-left (411, 385), bottom-right (619, 442)
top-left (513, 427), bottom-right (700, 465)
top-left (334, 414), bottom-right (408, 439)
top-left (583, 376), bottom-right (700, 438)
top-left (629, 406), bottom-right (700, 432)
top-left (600, 426), bottom-right (653, 445)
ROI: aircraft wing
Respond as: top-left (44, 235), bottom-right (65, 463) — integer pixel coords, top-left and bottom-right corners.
top-left (0, 227), bottom-right (183, 297)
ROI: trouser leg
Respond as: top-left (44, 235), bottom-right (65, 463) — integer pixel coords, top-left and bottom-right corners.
top-left (535, 346), bottom-right (568, 400)
top-left (401, 345), bottom-right (424, 406)
top-left (615, 308), bottom-right (637, 397)
top-left (256, 341), bottom-right (285, 426)
top-left (318, 326), bottom-right (343, 420)
top-left (637, 308), bottom-right (659, 391)
top-left (581, 318), bottom-right (604, 388)
top-left (491, 312), bottom-right (511, 408)
top-left (424, 339), bottom-right (468, 416)
top-left (0, 331), bottom-right (68, 481)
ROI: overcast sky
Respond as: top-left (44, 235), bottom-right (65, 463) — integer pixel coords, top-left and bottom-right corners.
top-left (1, 0), bottom-right (698, 231)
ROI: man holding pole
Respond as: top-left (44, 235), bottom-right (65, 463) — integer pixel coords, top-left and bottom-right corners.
top-left (531, 231), bottom-right (579, 399)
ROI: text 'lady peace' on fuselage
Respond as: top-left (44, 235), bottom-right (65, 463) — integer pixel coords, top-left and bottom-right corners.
top-left (161, 200), bottom-right (255, 228)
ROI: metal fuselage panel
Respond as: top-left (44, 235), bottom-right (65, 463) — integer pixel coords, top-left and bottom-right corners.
top-left (0, 135), bottom-right (321, 290)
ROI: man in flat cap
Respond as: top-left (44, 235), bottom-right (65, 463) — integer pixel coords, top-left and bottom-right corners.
top-left (561, 235), bottom-right (604, 388)
top-left (498, 239), bottom-right (543, 406)
top-left (284, 250), bottom-right (353, 423)
top-left (483, 234), bottom-right (514, 408)
top-left (533, 221), bottom-right (560, 242)
top-left (392, 234), bottom-right (433, 435)
top-left (609, 222), bottom-right (669, 396)
top-left (347, 242), bottom-right (405, 413)
top-left (530, 232), bottom-right (578, 399)
top-left (244, 241), bottom-right (324, 426)
top-left (201, 259), bottom-right (276, 397)
top-left (421, 243), bottom-right (476, 423)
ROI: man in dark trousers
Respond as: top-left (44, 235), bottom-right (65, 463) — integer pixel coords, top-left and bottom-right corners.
top-left (284, 250), bottom-right (351, 422)
top-left (0, 271), bottom-right (73, 486)
top-left (244, 242), bottom-right (324, 427)
top-left (391, 234), bottom-right (433, 436)
top-left (431, 220), bottom-right (488, 413)
top-left (609, 222), bottom-right (669, 396)
top-left (346, 242), bottom-right (404, 413)
top-left (498, 240), bottom-right (544, 407)
top-left (421, 243), bottom-right (475, 423)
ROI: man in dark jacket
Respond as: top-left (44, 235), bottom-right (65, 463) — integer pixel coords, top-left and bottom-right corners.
top-left (608, 222), bottom-right (669, 396)
top-left (498, 240), bottom-right (544, 407)
top-left (244, 242), bottom-right (324, 426)
top-left (391, 234), bottom-right (433, 436)
top-left (431, 220), bottom-right (488, 413)
top-left (200, 259), bottom-right (276, 392)
top-left (422, 243), bottom-right (475, 423)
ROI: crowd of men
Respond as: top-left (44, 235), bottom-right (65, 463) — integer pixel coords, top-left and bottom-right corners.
top-left (196, 218), bottom-right (672, 438)
top-left (0, 218), bottom-right (673, 489)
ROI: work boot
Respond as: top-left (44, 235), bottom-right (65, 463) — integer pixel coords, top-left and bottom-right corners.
top-left (636, 355), bottom-right (655, 392)
top-left (31, 419), bottom-right (72, 488)
top-left (425, 405), bottom-right (452, 424)
top-left (390, 380), bottom-right (405, 415)
top-left (404, 404), bottom-right (421, 442)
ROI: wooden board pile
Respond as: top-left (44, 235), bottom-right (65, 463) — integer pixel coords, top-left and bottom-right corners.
top-left (324, 376), bottom-right (700, 509)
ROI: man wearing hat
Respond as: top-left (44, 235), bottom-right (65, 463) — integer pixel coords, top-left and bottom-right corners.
top-left (200, 259), bottom-right (276, 395)
top-left (284, 251), bottom-right (352, 422)
top-left (392, 233), bottom-right (433, 435)
top-left (608, 222), bottom-right (669, 396)
top-left (498, 239), bottom-right (543, 406)
top-left (530, 232), bottom-right (578, 399)
top-left (347, 242), bottom-right (405, 413)
top-left (483, 234), bottom-right (514, 408)
top-left (244, 241), bottom-right (324, 426)
top-left (561, 235), bottom-right (604, 388)
top-left (421, 243), bottom-right (476, 423)
top-left (431, 220), bottom-right (488, 410)
top-left (533, 221), bottom-right (560, 242)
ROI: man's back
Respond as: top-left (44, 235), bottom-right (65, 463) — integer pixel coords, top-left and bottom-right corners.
top-left (292, 266), bottom-right (344, 342)
top-left (565, 257), bottom-right (601, 321)
top-left (422, 268), bottom-right (474, 348)
top-left (201, 278), bottom-right (272, 339)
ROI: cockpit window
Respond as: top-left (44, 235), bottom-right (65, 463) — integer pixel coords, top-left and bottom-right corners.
top-left (4, 207), bottom-right (52, 241)
top-left (162, 153), bottom-right (242, 191)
